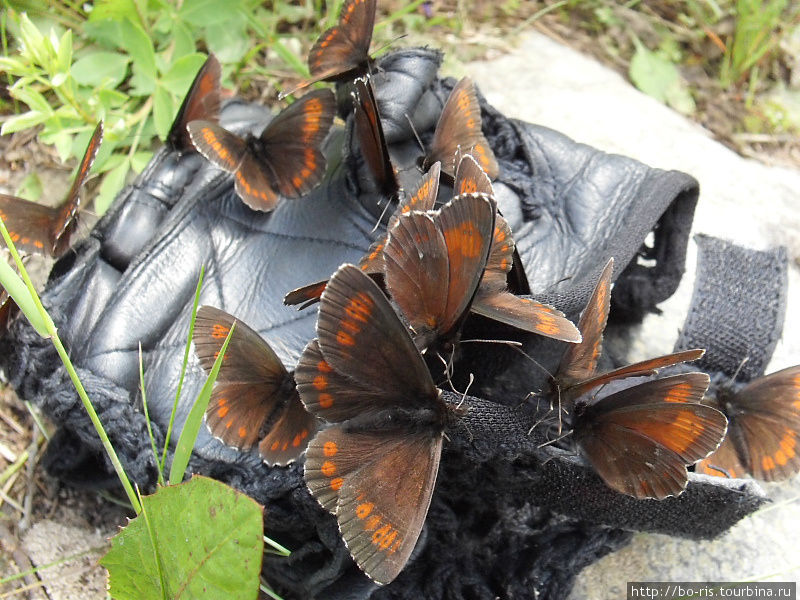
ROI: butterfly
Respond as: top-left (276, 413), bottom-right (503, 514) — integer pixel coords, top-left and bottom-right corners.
top-left (0, 290), bottom-right (17, 335)
top-left (282, 160), bottom-right (441, 309)
top-left (295, 263), bottom-right (452, 585)
top-left (422, 77), bottom-right (499, 180)
top-left (352, 76), bottom-right (401, 202)
top-left (571, 372), bottom-right (727, 499)
top-left (280, 0), bottom-right (376, 99)
top-left (187, 88), bottom-right (336, 212)
top-left (383, 191), bottom-right (496, 352)
top-left (551, 258), bottom-right (706, 405)
top-left (0, 121), bottom-right (103, 258)
top-left (695, 365), bottom-right (800, 481)
top-left (166, 53), bottom-right (221, 153)
top-left (193, 305), bottom-right (317, 466)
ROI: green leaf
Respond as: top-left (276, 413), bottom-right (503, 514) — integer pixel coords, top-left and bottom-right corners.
top-left (17, 14), bottom-right (46, 66)
top-left (205, 16), bottom-right (249, 64)
top-left (1, 111), bottom-right (50, 134)
top-left (72, 51), bottom-right (131, 87)
top-left (131, 151), bottom-right (153, 174)
top-left (629, 42), bottom-right (695, 115)
top-left (56, 29), bottom-right (73, 73)
top-left (172, 22), bottom-right (197, 60)
top-left (152, 85), bottom-right (174, 141)
top-left (169, 323), bottom-right (234, 485)
top-left (101, 475), bottom-right (264, 600)
top-left (179, 0), bottom-right (242, 27)
top-left (0, 259), bottom-right (50, 338)
top-left (160, 53), bottom-right (207, 96)
top-left (10, 86), bottom-right (52, 114)
top-left (118, 19), bottom-right (156, 82)
top-left (0, 56), bottom-right (30, 76)
top-left (89, 0), bottom-right (143, 28)
top-left (14, 172), bottom-right (43, 201)
top-left (94, 159), bottom-right (130, 215)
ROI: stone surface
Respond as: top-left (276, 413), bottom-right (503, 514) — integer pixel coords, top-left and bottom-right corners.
top-left (467, 32), bottom-right (800, 596)
top-left (21, 520), bottom-right (108, 600)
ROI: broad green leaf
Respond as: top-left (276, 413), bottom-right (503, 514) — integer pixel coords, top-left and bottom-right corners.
top-left (159, 53), bottom-right (207, 96)
top-left (118, 19), bottom-right (156, 82)
top-left (101, 476), bottom-right (264, 600)
top-left (129, 61), bottom-right (157, 96)
top-left (205, 17), bottom-right (249, 64)
top-left (94, 159), bottom-right (130, 215)
top-left (131, 151), bottom-right (153, 174)
top-left (152, 85), bottom-right (174, 141)
top-left (0, 259), bottom-right (50, 337)
top-left (629, 42), bottom-right (695, 115)
top-left (173, 21), bottom-right (197, 60)
top-left (15, 172), bottom-right (43, 201)
top-left (96, 87), bottom-right (129, 112)
top-left (17, 14), bottom-right (46, 66)
top-left (89, 0), bottom-right (143, 28)
top-left (180, 0), bottom-right (242, 26)
top-left (72, 51), bottom-right (131, 87)
top-left (1, 110), bottom-right (51, 134)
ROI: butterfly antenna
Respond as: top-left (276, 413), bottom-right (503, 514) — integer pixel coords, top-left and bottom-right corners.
top-left (703, 463), bottom-right (734, 479)
top-left (404, 113), bottom-right (426, 154)
top-left (731, 356), bottom-right (750, 383)
top-left (528, 395), bottom-right (556, 435)
top-left (456, 373), bottom-right (475, 411)
top-left (371, 194), bottom-right (394, 232)
top-left (537, 429), bottom-right (573, 450)
top-left (371, 33), bottom-right (408, 57)
top-left (507, 344), bottom-right (555, 380)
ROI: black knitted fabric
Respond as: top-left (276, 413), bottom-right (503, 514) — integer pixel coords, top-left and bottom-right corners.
top-left (674, 234), bottom-right (789, 381)
top-left (0, 50), bottom-right (772, 599)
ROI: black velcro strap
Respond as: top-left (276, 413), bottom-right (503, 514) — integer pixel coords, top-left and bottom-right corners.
top-left (674, 234), bottom-right (788, 381)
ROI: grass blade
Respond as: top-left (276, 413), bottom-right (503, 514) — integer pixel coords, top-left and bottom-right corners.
top-left (168, 322), bottom-right (234, 485)
top-left (139, 342), bottom-right (164, 486)
top-left (161, 265), bottom-right (204, 472)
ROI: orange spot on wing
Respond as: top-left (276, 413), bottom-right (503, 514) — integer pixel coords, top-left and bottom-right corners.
top-left (330, 477), bottom-right (343, 491)
top-left (323, 441), bottom-right (338, 456)
top-left (319, 393), bottom-right (334, 408)
top-left (356, 502), bottom-right (374, 519)
top-left (211, 323), bottom-right (230, 338)
top-left (313, 375), bottom-right (328, 390)
top-left (321, 460), bottom-right (337, 476)
top-left (444, 221), bottom-right (483, 258)
top-left (238, 426), bottom-right (247, 438)
top-left (217, 405), bottom-right (229, 418)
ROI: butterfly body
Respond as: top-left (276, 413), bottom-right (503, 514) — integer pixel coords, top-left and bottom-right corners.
top-left (571, 372), bottom-right (727, 499)
top-left (188, 88), bottom-right (336, 212)
top-left (0, 122), bottom-right (103, 258)
top-left (696, 365), bottom-right (800, 481)
top-left (296, 264), bottom-right (453, 585)
top-left (193, 305), bottom-right (316, 466)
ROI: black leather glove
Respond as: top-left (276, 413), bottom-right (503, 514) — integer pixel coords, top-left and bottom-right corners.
top-left (0, 49), bottom-right (765, 599)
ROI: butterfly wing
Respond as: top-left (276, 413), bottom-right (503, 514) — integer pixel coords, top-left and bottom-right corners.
top-left (167, 53), bottom-right (221, 152)
top-left (453, 152), bottom-right (493, 196)
top-left (188, 120), bottom-right (247, 174)
top-left (258, 89), bottom-right (336, 199)
top-left (336, 429), bottom-right (442, 585)
top-left (0, 290), bottom-right (17, 334)
top-left (258, 390), bottom-right (317, 466)
top-left (726, 365), bottom-right (800, 481)
top-left (574, 373), bottom-right (725, 499)
top-left (384, 211), bottom-right (449, 346)
top-left (307, 0), bottom-right (375, 82)
top-left (0, 122), bottom-right (102, 257)
top-left (312, 263), bottom-right (438, 409)
top-left (427, 78), bottom-right (499, 179)
top-left (194, 306), bottom-right (295, 454)
top-left (695, 432), bottom-right (749, 480)
top-left (557, 258), bottom-right (614, 387)
top-left (353, 77), bottom-right (400, 200)
top-left (566, 348), bottom-right (706, 400)
top-left (471, 294), bottom-right (581, 343)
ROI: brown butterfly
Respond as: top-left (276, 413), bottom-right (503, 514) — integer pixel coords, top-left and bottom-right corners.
top-left (383, 192), bottom-right (495, 352)
top-left (187, 88), bottom-right (336, 212)
top-left (0, 290), bottom-right (17, 335)
top-left (696, 365), bottom-right (800, 481)
top-left (283, 161), bottom-right (441, 309)
top-left (193, 305), bottom-right (317, 466)
top-left (280, 0), bottom-right (376, 98)
top-left (296, 263), bottom-right (452, 585)
top-left (166, 53), bottom-right (221, 153)
top-left (352, 76), bottom-right (401, 202)
top-left (0, 121), bottom-right (103, 258)
top-left (552, 258), bottom-right (706, 404)
top-left (571, 372), bottom-right (727, 499)
top-left (422, 77), bottom-right (499, 180)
